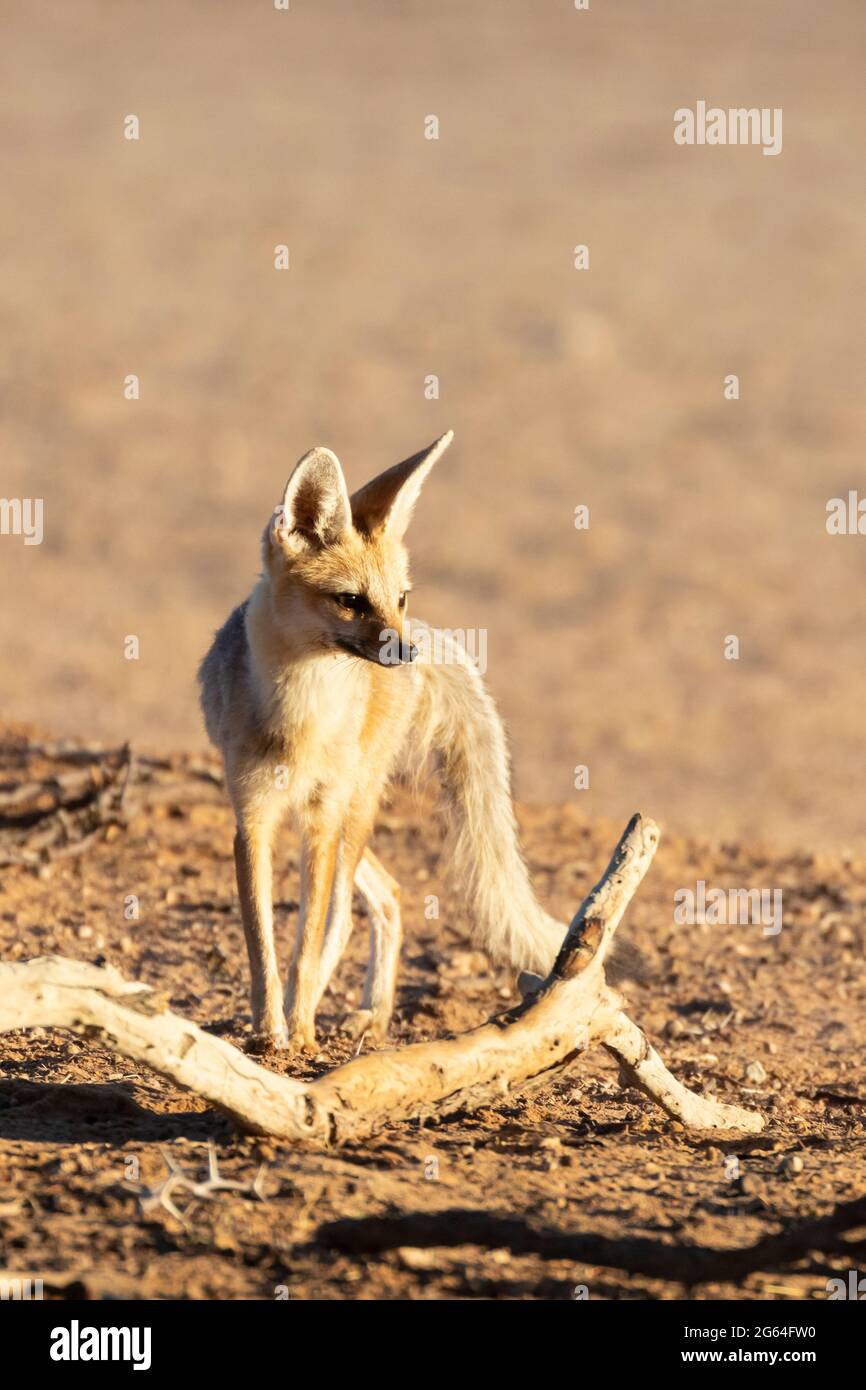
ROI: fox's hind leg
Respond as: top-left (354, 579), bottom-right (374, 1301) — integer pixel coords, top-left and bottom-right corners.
top-left (341, 847), bottom-right (402, 1043)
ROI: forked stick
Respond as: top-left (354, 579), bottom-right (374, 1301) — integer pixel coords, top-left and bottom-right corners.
top-left (0, 815), bottom-right (763, 1141)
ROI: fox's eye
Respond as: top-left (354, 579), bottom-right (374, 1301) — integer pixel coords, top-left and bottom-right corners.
top-left (398, 592), bottom-right (407, 610)
top-left (334, 592), bottom-right (363, 612)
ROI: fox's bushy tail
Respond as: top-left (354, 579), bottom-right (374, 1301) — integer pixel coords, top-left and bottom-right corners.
top-left (409, 625), bottom-right (566, 976)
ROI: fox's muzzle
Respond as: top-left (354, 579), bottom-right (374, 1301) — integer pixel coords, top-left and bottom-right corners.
top-left (391, 639), bottom-right (417, 665)
top-left (375, 629), bottom-right (417, 665)
top-left (372, 626), bottom-right (417, 666)
top-left (335, 633), bottom-right (417, 666)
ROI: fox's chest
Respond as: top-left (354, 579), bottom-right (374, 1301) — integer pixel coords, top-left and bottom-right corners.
top-left (265, 658), bottom-right (368, 799)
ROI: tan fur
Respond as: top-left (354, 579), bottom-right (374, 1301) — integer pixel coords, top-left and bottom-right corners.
top-left (199, 431), bottom-right (568, 1053)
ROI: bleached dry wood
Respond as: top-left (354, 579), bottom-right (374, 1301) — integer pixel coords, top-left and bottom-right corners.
top-left (603, 1010), bottom-right (764, 1132)
top-left (0, 814), bottom-right (763, 1142)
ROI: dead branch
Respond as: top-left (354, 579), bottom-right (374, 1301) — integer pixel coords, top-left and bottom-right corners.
top-left (316, 1194), bottom-right (866, 1287)
top-left (0, 814), bottom-right (764, 1143)
top-left (7, 740), bottom-right (220, 784)
top-left (126, 1142), bottom-right (269, 1224)
top-left (0, 739), bottom-right (224, 866)
top-left (0, 743), bottom-right (133, 867)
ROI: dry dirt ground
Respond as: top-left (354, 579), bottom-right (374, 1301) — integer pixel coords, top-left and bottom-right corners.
top-left (1, 730), bottom-right (864, 1301)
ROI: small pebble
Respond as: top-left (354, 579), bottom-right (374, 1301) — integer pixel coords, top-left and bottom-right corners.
top-left (781, 1153), bottom-right (804, 1176)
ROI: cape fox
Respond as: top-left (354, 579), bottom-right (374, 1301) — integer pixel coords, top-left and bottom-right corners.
top-left (199, 431), bottom-right (576, 1053)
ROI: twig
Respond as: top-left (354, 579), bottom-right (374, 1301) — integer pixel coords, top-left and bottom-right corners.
top-left (126, 1142), bottom-right (270, 1224)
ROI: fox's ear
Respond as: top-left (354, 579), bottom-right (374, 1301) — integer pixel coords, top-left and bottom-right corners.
top-left (350, 430), bottom-right (453, 541)
top-left (273, 447), bottom-right (352, 551)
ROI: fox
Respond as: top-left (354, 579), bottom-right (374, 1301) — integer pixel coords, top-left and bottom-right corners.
top-left (198, 431), bottom-right (586, 1054)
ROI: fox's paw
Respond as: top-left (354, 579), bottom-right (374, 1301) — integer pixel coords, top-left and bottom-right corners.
top-left (245, 1028), bottom-right (290, 1055)
top-left (285, 1028), bottom-right (318, 1057)
top-left (339, 1008), bottom-right (388, 1044)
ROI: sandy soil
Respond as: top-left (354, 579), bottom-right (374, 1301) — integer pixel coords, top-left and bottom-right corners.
top-left (1, 1), bottom-right (865, 847)
top-left (1, 730), bottom-right (864, 1300)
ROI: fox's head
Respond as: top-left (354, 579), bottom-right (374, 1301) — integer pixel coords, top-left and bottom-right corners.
top-left (261, 431), bottom-right (453, 665)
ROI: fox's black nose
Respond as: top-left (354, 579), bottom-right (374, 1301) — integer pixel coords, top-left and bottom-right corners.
top-left (400, 640), bottom-right (418, 664)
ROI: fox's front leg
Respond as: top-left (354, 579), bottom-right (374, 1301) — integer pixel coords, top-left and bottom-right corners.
top-left (233, 814), bottom-right (286, 1051)
top-left (285, 818), bottom-right (340, 1052)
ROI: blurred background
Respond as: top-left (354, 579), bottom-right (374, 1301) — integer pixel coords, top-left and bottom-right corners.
top-left (1, 0), bottom-right (864, 847)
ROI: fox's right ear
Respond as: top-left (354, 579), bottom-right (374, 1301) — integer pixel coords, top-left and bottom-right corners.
top-left (350, 430), bottom-right (453, 541)
top-left (269, 447), bottom-right (352, 555)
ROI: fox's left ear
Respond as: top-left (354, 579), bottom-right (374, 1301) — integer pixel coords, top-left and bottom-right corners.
top-left (350, 430), bottom-right (453, 541)
top-left (273, 446), bottom-right (352, 552)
